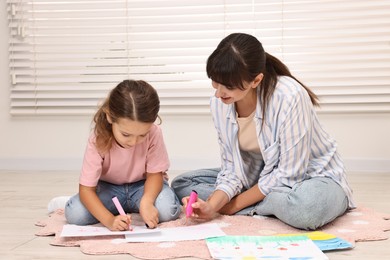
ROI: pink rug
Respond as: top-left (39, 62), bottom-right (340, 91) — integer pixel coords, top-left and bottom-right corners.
top-left (35, 207), bottom-right (390, 259)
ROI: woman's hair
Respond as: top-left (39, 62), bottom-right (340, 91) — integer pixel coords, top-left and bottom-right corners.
top-left (206, 33), bottom-right (319, 119)
top-left (93, 79), bottom-right (160, 154)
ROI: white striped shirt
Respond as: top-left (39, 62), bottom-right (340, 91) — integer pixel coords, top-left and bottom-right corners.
top-left (210, 76), bottom-right (355, 208)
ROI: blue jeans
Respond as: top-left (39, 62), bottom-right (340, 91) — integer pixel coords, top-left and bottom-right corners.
top-left (171, 168), bottom-right (349, 230)
top-left (65, 180), bottom-right (181, 225)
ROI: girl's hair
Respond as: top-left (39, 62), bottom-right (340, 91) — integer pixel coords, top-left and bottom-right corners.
top-left (206, 33), bottom-right (319, 119)
top-left (93, 79), bottom-right (160, 154)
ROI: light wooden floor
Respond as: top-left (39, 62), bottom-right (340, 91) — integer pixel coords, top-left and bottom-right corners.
top-left (0, 170), bottom-right (389, 260)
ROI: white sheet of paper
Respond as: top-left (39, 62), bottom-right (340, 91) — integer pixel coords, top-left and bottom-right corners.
top-left (124, 223), bottom-right (226, 242)
top-left (60, 224), bottom-right (160, 237)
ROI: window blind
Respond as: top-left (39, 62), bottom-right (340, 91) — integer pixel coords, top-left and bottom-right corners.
top-left (6, 0), bottom-right (390, 115)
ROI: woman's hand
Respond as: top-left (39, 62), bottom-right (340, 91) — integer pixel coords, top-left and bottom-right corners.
top-left (182, 196), bottom-right (220, 220)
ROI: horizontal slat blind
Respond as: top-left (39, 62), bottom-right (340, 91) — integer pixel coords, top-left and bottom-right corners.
top-left (278, 0), bottom-right (390, 113)
top-left (6, 0), bottom-right (390, 115)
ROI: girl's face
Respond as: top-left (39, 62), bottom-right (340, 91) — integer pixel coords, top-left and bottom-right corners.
top-left (110, 117), bottom-right (153, 149)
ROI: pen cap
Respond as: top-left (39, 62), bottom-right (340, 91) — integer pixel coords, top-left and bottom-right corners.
top-left (112, 196), bottom-right (126, 216)
top-left (186, 190), bottom-right (198, 217)
top-left (188, 190), bottom-right (198, 202)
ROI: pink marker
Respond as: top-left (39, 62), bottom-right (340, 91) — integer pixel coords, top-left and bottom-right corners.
top-left (112, 196), bottom-right (132, 230)
top-left (186, 190), bottom-right (198, 218)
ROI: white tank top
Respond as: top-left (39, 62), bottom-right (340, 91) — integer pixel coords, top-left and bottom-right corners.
top-left (236, 110), bottom-right (261, 154)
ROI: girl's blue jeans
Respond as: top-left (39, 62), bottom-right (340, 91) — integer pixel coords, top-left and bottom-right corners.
top-left (65, 179), bottom-right (181, 225)
top-left (171, 168), bottom-right (349, 230)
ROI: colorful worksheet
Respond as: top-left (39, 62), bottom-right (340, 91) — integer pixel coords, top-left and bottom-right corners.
top-left (206, 235), bottom-right (328, 260)
top-left (291, 231), bottom-right (353, 251)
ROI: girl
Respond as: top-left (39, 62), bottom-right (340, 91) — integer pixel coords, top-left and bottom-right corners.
top-left (172, 33), bottom-right (355, 230)
top-left (64, 79), bottom-right (181, 230)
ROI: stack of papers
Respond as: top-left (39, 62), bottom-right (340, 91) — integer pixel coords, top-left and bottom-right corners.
top-left (60, 222), bottom-right (226, 243)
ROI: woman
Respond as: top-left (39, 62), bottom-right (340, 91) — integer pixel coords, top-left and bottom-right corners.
top-left (172, 33), bottom-right (354, 230)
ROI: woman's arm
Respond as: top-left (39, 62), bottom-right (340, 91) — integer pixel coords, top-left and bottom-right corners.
top-left (189, 175), bottom-right (266, 219)
top-left (140, 172), bottom-right (163, 228)
top-left (79, 184), bottom-right (131, 231)
top-left (189, 190), bottom-right (229, 220)
top-left (219, 185), bottom-right (265, 215)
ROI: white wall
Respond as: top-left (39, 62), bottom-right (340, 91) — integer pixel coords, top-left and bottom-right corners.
top-left (1, 2), bottom-right (389, 173)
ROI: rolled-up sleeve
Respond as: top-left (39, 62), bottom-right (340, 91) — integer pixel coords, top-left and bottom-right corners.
top-left (214, 131), bottom-right (244, 200)
top-left (211, 97), bottom-right (244, 200)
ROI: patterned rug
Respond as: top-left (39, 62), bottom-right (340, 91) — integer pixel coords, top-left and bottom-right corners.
top-left (35, 207), bottom-right (390, 259)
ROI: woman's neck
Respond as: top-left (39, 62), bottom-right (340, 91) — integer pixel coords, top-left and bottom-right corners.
top-left (235, 88), bottom-right (257, 117)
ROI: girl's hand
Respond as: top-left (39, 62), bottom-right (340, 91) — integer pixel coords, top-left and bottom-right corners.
top-left (108, 214), bottom-right (132, 231)
top-left (140, 199), bottom-right (159, 228)
top-left (182, 197), bottom-right (219, 220)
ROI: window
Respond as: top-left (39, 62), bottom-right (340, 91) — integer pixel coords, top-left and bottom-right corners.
top-left (6, 0), bottom-right (390, 115)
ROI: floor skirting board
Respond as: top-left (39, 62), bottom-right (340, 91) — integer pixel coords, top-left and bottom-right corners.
top-left (343, 158), bottom-right (390, 174)
top-left (0, 157), bottom-right (389, 173)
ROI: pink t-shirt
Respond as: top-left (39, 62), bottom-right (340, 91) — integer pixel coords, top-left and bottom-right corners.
top-left (79, 124), bottom-right (170, 187)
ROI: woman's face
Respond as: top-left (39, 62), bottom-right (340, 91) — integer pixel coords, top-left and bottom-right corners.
top-left (211, 80), bottom-right (255, 105)
top-left (211, 74), bottom-right (263, 105)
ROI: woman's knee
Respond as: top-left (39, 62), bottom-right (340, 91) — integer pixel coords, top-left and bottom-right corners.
top-left (285, 204), bottom-right (330, 230)
top-left (171, 168), bottom-right (219, 201)
top-left (171, 173), bottom-right (193, 196)
top-left (171, 168), bottom-right (216, 187)
top-left (281, 189), bottom-right (348, 230)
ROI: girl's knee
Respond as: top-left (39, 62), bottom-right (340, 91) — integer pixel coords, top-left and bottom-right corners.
top-left (65, 203), bottom-right (82, 225)
top-left (158, 203), bottom-right (181, 222)
top-left (156, 198), bottom-right (181, 222)
top-left (64, 197), bottom-right (97, 225)
top-left (156, 187), bottom-right (181, 222)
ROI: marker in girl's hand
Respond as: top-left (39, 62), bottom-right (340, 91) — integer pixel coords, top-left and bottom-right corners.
top-left (185, 190), bottom-right (198, 221)
top-left (112, 196), bottom-right (133, 231)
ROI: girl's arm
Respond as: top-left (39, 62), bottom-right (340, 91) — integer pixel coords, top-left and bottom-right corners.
top-left (79, 184), bottom-right (131, 231)
top-left (140, 172), bottom-right (163, 228)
